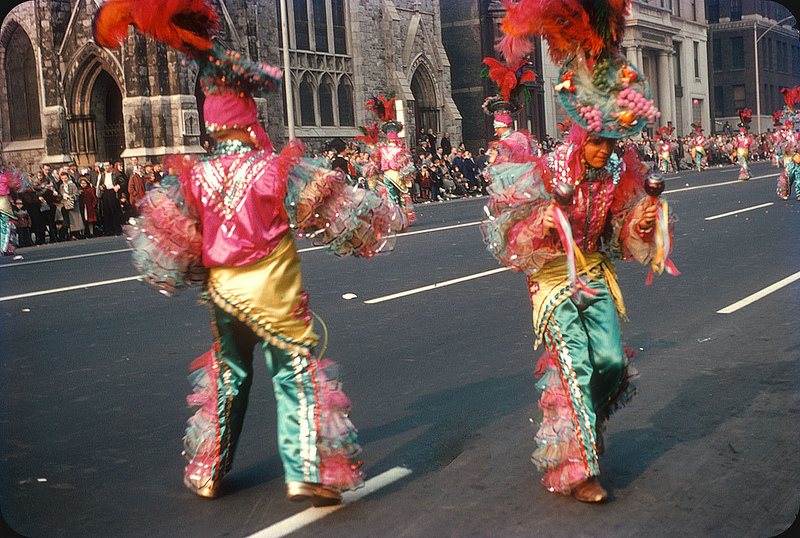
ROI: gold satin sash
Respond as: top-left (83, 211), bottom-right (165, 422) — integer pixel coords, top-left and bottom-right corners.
top-left (527, 253), bottom-right (626, 348)
top-left (206, 232), bottom-right (318, 352)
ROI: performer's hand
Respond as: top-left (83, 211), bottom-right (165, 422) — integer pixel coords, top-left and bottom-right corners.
top-left (542, 202), bottom-right (557, 235)
top-left (635, 203), bottom-right (658, 235)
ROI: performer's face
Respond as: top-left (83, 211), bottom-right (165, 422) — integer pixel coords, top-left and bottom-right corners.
top-left (583, 135), bottom-right (615, 168)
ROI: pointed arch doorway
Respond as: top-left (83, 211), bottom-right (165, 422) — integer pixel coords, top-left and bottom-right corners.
top-left (410, 63), bottom-right (439, 141)
top-left (68, 60), bottom-right (125, 165)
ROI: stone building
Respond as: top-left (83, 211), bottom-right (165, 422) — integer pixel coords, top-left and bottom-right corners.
top-left (706, 0), bottom-right (800, 134)
top-left (0, 0), bottom-right (461, 172)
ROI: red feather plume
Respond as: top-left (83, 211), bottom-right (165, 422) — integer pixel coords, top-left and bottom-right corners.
top-left (497, 0), bottom-right (631, 64)
top-left (738, 108), bottom-right (752, 124)
top-left (93, 0), bottom-right (219, 57)
top-left (366, 95), bottom-right (397, 122)
top-left (355, 122), bottom-right (380, 146)
top-left (483, 58), bottom-right (536, 102)
top-left (781, 86), bottom-right (800, 110)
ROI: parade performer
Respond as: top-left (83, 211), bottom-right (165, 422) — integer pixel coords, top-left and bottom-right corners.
top-left (480, 57), bottom-right (539, 164)
top-left (354, 121), bottom-right (381, 189)
top-left (770, 111), bottom-right (785, 168)
top-left (94, 0), bottom-right (409, 504)
top-left (655, 125), bottom-right (676, 174)
top-left (734, 108), bottom-right (754, 180)
top-left (0, 166), bottom-right (22, 255)
top-left (362, 95), bottom-right (416, 212)
top-left (690, 122), bottom-right (708, 171)
top-left (482, 0), bottom-right (675, 503)
top-left (776, 87), bottom-right (800, 200)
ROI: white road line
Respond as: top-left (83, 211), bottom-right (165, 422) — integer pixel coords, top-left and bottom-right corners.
top-left (704, 202), bottom-right (774, 220)
top-left (399, 221), bottom-right (481, 237)
top-left (717, 271), bottom-right (800, 314)
top-left (0, 276), bottom-right (142, 302)
top-left (0, 248), bottom-right (133, 268)
top-left (668, 173), bottom-right (778, 194)
top-left (247, 466), bottom-right (412, 538)
top-left (364, 267), bottom-right (510, 304)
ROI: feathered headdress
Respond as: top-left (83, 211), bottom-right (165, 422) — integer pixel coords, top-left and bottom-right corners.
top-left (497, 0), bottom-right (630, 65)
top-left (779, 86), bottom-right (800, 126)
top-left (496, 0), bottom-right (658, 138)
top-left (772, 110), bottom-right (783, 127)
top-left (557, 118), bottom-right (573, 134)
top-left (93, 0), bottom-right (219, 57)
top-left (355, 122), bottom-right (380, 146)
top-left (691, 122), bottom-right (703, 134)
top-left (657, 125), bottom-right (674, 139)
top-left (738, 108), bottom-right (752, 129)
top-left (93, 0), bottom-right (282, 149)
top-left (366, 95), bottom-right (402, 133)
top-left (480, 58), bottom-right (536, 105)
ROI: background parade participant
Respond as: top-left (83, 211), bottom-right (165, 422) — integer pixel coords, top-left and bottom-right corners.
top-left (655, 125), bottom-right (676, 174)
top-left (776, 87), bottom-right (800, 200)
top-left (94, 0), bottom-right (408, 505)
top-left (690, 122), bottom-right (708, 171)
top-left (482, 0), bottom-right (675, 503)
top-left (734, 108), bottom-right (755, 180)
top-left (362, 95), bottom-right (416, 214)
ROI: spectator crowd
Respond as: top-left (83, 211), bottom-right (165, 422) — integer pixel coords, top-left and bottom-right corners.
top-left (6, 157), bottom-right (163, 249)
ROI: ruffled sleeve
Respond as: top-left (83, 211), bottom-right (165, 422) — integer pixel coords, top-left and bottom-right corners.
top-left (481, 158), bottom-right (561, 273)
top-left (125, 161), bottom-right (207, 296)
top-left (284, 150), bottom-right (409, 259)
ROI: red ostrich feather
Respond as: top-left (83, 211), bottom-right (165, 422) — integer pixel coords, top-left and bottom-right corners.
top-left (355, 122), bottom-right (380, 146)
top-left (93, 0), bottom-right (219, 57)
top-left (781, 86), bottom-right (800, 110)
top-left (366, 95), bottom-right (397, 123)
top-left (497, 0), bottom-right (631, 64)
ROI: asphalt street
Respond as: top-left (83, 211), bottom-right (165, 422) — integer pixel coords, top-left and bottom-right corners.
top-left (1, 160), bottom-right (799, 537)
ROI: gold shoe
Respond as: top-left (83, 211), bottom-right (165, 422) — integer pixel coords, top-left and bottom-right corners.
top-left (184, 475), bottom-right (220, 499)
top-left (286, 481), bottom-right (342, 507)
top-left (570, 477), bottom-right (608, 503)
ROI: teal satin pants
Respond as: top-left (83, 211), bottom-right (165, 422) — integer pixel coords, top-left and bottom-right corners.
top-left (542, 278), bottom-right (626, 476)
top-left (211, 305), bottom-right (322, 484)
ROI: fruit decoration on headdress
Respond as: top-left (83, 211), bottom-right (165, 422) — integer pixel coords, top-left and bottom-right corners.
top-left (355, 121), bottom-right (381, 146)
top-left (495, 0), bottom-right (659, 138)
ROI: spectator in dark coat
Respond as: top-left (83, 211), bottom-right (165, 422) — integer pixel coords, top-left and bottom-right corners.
top-left (440, 132), bottom-right (452, 155)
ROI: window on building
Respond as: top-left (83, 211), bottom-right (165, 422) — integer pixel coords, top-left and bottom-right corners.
top-left (707, 0), bottom-right (719, 24)
top-left (691, 0), bottom-right (696, 21)
top-left (713, 39), bottom-right (723, 71)
top-left (299, 77), bottom-right (316, 126)
top-left (730, 37), bottom-right (744, 69)
top-left (767, 39), bottom-right (773, 71)
top-left (732, 84), bottom-right (746, 111)
top-left (675, 0), bottom-right (681, 17)
top-left (332, 0), bottom-right (347, 55)
top-left (5, 26), bottom-right (42, 141)
top-left (312, 0), bottom-right (328, 53)
top-left (337, 78), bottom-right (355, 126)
top-left (319, 79), bottom-right (334, 126)
top-left (294, 0), bottom-right (310, 50)
top-left (714, 85), bottom-right (724, 117)
top-left (693, 41), bottom-right (700, 78)
top-left (674, 42), bottom-right (683, 87)
top-left (730, 0), bottom-right (742, 21)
